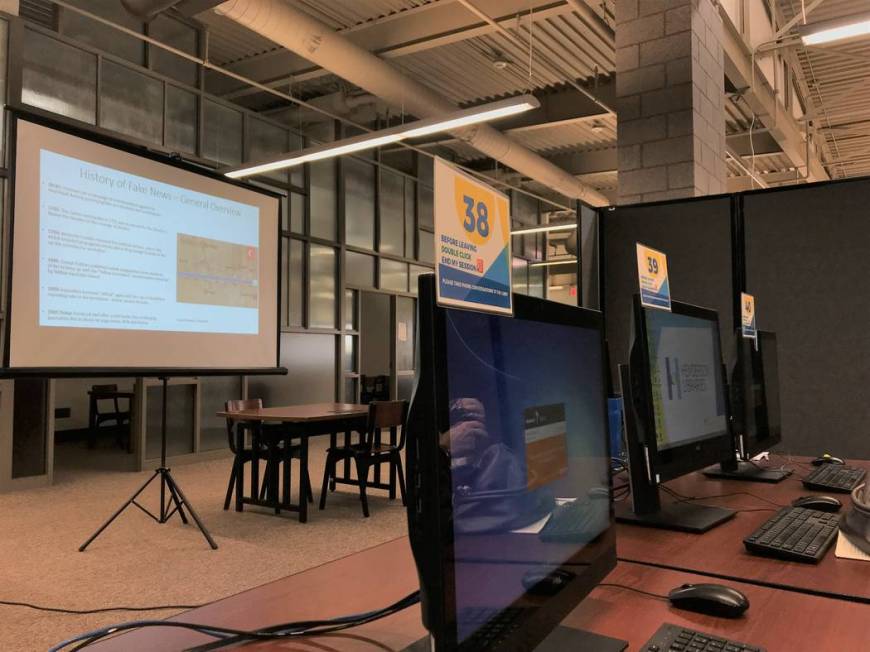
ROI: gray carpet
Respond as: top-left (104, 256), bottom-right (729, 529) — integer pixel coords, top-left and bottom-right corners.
top-left (0, 438), bottom-right (408, 651)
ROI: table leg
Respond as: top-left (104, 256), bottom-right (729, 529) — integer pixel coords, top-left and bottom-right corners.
top-left (389, 429), bottom-right (397, 500)
top-left (282, 433), bottom-right (292, 509)
top-left (343, 430), bottom-right (351, 481)
top-left (329, 433), bottom-right (337, 491)
top-left (251, 423), bottom-right (261, 507)
top-left (235, 424), bottom-right (244, 512)
top-left (88, 396), bottom-right (97, 449)
top-left (299, 436), bottom-right (309, 524)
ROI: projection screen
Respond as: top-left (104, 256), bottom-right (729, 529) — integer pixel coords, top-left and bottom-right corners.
top-left (7, 118), bottom-right (281, 372)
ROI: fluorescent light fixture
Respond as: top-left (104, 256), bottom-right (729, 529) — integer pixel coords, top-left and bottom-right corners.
top-left (511, 222), bottom-right (578, 235)
top-left (799, 12), bottom-right (870, 46)
top-left (529, 258), bottom-right (578, 268)
top-left (224, 94), bottom-right (540, 179)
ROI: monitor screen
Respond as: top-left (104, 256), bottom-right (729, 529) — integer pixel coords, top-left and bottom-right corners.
top-left (442, 306), bottom-right (611, 645)
top-left (759, 332), bottom-right (781, 440)
top-left (643, 307), bottom-right (728, 450)
top-left (732, 331), bottom-right (781, 456)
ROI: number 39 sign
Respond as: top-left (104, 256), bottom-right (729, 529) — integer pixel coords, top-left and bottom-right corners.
top-left (636, 243), bottom-right (672, 311)
top-left (434, 158), bottom-right (512, 315)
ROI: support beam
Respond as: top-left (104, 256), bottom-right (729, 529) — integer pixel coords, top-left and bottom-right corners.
top-left (719, 5), bottom-right (828, 182)
top-left (207, 0), bottom-right (577, 99)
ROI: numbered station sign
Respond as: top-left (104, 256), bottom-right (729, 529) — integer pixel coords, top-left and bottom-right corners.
top-left (636, 243), bottom-right (671, 311)
top-left (434, 158), bottom-right (512, 315)
top-left (741, 292), bottom-right (757, 340)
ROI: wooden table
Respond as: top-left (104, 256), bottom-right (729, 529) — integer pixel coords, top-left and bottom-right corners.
top-left (88, 536), bottom-right (870, 651)
top-left (217, 403), bottom-right (369, 523)
top-left (616, 455), bottom-right (870, 602)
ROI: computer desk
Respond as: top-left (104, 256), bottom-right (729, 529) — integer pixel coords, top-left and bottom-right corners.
top-left (86, 536), bottom-right (870, 651)
top-left (617, 455), bottom-right (870, 603)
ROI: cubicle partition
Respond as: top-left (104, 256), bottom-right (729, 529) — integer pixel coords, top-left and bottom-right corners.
top-left (742, 179), bottom-right (870, 459)
top-left (598, 176), bottom-right (870, 460)
top-left (600, 196), bottom-right (737, 385)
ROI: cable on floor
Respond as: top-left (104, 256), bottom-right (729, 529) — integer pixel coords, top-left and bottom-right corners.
top-left (0, 599), bottom-right (203, 615)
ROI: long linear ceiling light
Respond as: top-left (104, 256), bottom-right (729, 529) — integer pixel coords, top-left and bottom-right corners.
top-left (511, 223), bottom-right (578, 235)
top-left (224, 95), bottom-right (540, 179)
top-left (529, 258), bottom-right (578, 268)
top-left (799, 12), bottom-right (870, 46)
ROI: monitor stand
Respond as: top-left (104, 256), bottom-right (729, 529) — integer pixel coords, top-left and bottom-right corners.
top-left (703, 460), bottom-right (791, 483)
top-left (404, 627), bottom-right (627, 651)
top-left (615, 500), bottom-right (735, 533)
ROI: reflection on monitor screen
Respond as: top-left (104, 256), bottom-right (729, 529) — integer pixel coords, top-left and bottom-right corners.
top-left (443, 309), bottom-right (610, 645)
top-left (644, 308), bottom-right (728, 450)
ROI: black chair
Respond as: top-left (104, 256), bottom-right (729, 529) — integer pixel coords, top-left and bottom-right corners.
top-left (319, 400), bottom-right (408, 517)
top-left (360, 375), bottom-right (390, 404)
top-left (89, 384), bottom-right (131, 451)
top-left (223, 399), bottom-right (313, 513)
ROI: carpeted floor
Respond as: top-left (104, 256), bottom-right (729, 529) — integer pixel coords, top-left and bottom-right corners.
top-left (0, 438), bottom-right (409, 651)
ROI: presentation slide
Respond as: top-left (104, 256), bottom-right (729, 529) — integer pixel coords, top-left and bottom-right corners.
top-left (9, 119), bottom-right (280, 370)
top-left (649, 321), bottom-right (727, 449)
top-left (39, 150), bottom-right (260, 334)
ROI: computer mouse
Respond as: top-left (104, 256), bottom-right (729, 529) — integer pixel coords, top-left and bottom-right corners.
top-left (667, 583), bottom-right (749, 619)
top-left (792, 495), bottom-right (842, 512)
top-left (811, 454), bottom-right (845, 466)
top-left (521, 569), bottom-right (575, 596)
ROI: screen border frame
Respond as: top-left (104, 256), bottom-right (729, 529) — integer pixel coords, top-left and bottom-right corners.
top-left (3, 110), bottom-right (286, 378)
top-left (631, 293), bottom-right (734, 482)
top-left (414, 273), bottom-right (617, 651)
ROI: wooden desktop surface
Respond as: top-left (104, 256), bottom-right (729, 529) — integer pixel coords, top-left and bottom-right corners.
top-left (89, 536), bottom-right (870, 651)
top-left (617, 455), bottom-right (870, 601)
top-left (217, 403), bottom-right (369, 424)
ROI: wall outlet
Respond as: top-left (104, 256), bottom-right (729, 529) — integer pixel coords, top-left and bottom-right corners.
top-left (55, 407), bottom-right (71, 419)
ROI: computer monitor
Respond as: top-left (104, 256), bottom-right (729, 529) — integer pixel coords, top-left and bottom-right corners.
top-left (407, 274), bottom-right (625, 652)
top-left (703, 330), bottom-right (789, 483)
top-left (615, 295), bottom-right (736, 533)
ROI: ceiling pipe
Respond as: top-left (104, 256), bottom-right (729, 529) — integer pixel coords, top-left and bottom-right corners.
top-left (214, 0), bottom-right (609, 207)
top-left (120, 0), bottom-right (183, 19)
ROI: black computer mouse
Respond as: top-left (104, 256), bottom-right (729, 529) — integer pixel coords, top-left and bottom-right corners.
top-left (668, 583), bottom-right (749, 619)
top-left (792, 495), bottom-right (842, 512)
top-left (811, 454), bottom-right (845, 466)
top-left (521, 569), bottom-right (574, 596)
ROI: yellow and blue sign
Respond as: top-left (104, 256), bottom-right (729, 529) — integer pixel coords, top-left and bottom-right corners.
top-left (636, 243), bottom-right (671, 311)
top-left (741, 292), bottom-right (757, 340)
top-left (434, 159), bottom-right (512, 315)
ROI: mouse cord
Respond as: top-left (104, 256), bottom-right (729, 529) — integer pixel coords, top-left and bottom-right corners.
top-left (597, 583), bottom-right (669, 601)
top-left (660, 485), bottom-right (785, 509)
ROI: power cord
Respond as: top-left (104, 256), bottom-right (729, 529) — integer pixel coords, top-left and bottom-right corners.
top-left (0, 598), bottom-right (202, 616)
top-left (49, 591), bottom-right (421, 652)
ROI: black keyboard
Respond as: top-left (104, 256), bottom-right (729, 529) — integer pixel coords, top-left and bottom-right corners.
top-left (460, 606), bottom-right (526, 649)
top-left (743, 506), bottom-right (840, 562)
top-left (642, 624), bottom-right (765, 652)
top-left (802, 464), bottom-right (866, 493)
top-left (539, 499), bottom-right (607, 543)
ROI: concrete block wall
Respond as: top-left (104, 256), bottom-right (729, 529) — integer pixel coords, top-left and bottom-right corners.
top-left (616, 0), bottom-right (727, 204)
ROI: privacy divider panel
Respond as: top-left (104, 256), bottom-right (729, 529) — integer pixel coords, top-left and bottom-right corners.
top-left (602, 196), bottom-right (736, 386)
top-left (743, 179), bottom-right (870, 459)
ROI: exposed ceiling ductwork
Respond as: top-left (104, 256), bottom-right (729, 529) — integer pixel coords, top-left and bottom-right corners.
top-left (120, 0), bottom-right (182, 19)
top-left (213, 0), bottom-right (609, 207)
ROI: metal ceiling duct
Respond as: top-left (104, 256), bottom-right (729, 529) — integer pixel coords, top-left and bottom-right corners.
top-left (213, 0), bottom-right (609, 207)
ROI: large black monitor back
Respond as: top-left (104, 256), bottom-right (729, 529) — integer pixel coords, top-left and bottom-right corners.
top-left (602, 197), bottom-right (735, 384)
top-left (744, 180), bottom-right (870, 459)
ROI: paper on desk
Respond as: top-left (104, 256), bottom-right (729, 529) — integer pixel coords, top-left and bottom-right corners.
top-left (835, 532), bottom-right (870, 562)
top-left (511, 498), bottom-right (577, 535)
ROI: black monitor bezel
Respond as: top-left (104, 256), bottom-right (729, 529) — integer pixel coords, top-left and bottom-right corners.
top-left (736, 330), bottom-right (781, 458)
top-left (630, 294), bottom-right (734, 482)
top-left (409, 273), bottom-right (617, 652)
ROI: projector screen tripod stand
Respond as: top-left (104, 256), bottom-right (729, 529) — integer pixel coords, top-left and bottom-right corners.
top-left (79, 377), bottom-right (218, 552)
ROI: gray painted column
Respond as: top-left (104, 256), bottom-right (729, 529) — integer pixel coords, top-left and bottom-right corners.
top-left (616, 0), bottom-right (727, 203)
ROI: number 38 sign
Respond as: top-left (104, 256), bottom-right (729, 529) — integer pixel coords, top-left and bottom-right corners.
top-left (636, 243), bottom-right (671, 311)
top-left (434, 158), bottom-right (512, 315)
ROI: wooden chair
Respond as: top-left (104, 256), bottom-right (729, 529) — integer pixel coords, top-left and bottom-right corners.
top-left (223, 399), bottom-right (313, 512)
top-left (319, 400), bottom-right (408, 517)
top-left (89, 384), bottom-right (131, 451)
